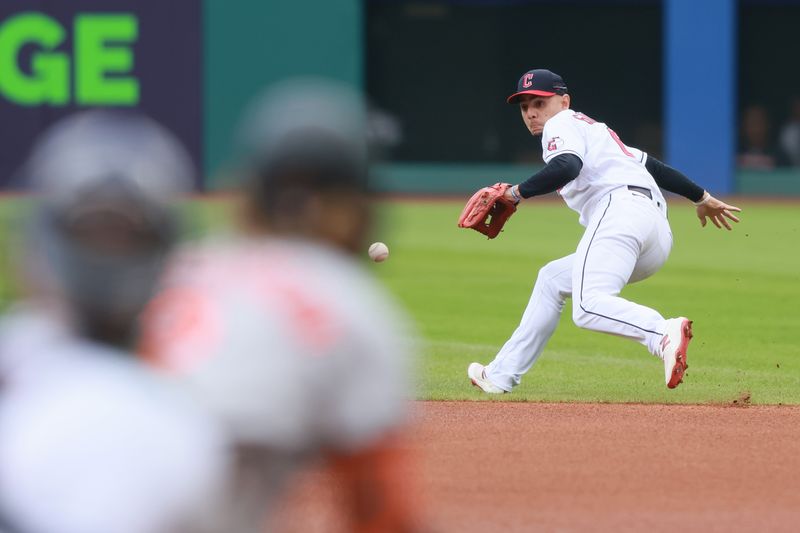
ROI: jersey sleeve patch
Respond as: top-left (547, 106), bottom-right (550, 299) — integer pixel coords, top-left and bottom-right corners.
top-left (541, 111), bottom-right (586, 163)
top-left (546, 136), bottom-right (564, 152)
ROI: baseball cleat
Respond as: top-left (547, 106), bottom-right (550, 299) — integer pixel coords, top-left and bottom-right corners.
top-left (467, 362), bottom-right (505, 394)
top-left (661, 317), bottom-right (693, 389)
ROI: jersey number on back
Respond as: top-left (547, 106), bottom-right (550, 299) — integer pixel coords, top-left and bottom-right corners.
top-left (573, 112), bottom-right (635, 158)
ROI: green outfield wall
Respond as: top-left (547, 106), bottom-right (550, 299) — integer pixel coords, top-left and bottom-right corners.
top-left (370, 164), bottom-right (540, 195)
top-left (736, 170), bottom-right (800, 196)
top-left (203, 0), bottom-right (362, 183)
top-left (370, 165), bottom-right (800, 196)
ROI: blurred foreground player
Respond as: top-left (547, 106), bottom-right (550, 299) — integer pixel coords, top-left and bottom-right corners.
top-left (0, 112), bottom-right (230, 533)
top-left (140, 79), bottom-right (421, 532)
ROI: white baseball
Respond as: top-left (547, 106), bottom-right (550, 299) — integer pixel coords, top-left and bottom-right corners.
top-left (368, 242), bottom-right (389, 262)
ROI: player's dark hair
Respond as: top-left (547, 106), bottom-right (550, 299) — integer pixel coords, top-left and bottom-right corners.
top-left (248, 130), bottom-right (369, 220)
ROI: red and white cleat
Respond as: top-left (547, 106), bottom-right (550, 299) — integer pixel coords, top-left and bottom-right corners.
top-left (661, 317), bottom-right (693, 389)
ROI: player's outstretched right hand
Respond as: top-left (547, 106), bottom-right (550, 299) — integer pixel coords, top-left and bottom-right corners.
top-left (696, 195), bottom-right (741, 230)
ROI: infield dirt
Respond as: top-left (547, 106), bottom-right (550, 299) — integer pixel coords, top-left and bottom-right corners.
top-left (271, 401), bottom-right (800, 532)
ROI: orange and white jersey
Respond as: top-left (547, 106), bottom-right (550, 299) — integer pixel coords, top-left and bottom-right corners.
top-left (140, 237), bottom-right (414, 456)
top-left (542, 109), bottom-right (666, 226)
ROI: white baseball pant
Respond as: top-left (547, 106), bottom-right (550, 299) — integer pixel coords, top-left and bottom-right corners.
top-left (485, 186), bottom-right (674, 391)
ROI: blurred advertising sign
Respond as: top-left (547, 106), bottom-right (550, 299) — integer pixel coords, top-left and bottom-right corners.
top-left (0, 1), bottom-right (202, 189)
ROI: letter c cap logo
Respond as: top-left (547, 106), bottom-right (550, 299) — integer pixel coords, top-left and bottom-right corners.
top-left (522, 73), bottom-right (533, 88)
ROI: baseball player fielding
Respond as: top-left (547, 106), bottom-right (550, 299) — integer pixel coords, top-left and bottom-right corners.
top-left (466, 68), bottom-right (741, 394)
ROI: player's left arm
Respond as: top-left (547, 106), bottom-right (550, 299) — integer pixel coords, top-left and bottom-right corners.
top-left (645, 155), bottom-right (742, 230)
top-left (504, 154), bottom-right (583, 204)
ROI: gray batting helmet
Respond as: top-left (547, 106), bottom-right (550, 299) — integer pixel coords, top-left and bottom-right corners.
top-left (236, 78), bottom-right (371, 199)
top-left (23, 110), bottom-right (193, 345)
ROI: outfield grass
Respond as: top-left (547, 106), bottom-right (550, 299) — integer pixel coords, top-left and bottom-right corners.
top-left (1, 197), bottom-right (798, 405)
top-left (373, 199), bottom-right (800, 405)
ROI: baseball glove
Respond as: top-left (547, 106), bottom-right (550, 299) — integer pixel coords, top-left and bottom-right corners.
top-left (457, 182), bottom-right (517, 239)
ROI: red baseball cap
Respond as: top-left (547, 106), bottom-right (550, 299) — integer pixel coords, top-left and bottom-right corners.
top-left (507, 69), bottom-right (568, 104)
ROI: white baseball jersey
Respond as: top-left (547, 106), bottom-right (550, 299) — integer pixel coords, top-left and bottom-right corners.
top-left (542, 109), bottom-right (666, 226)
top-left (484, 108), bottom-right (676, 392)
top-left (0, 304), bottom-right (230, 533)
top-left (141, 237), bottom-right (414, 456)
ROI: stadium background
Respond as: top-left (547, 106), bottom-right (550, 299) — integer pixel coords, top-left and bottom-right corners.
top-left (2, 0), bottom-right (800, 195)
top-left (2, 4), bottom-right (799, 529)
